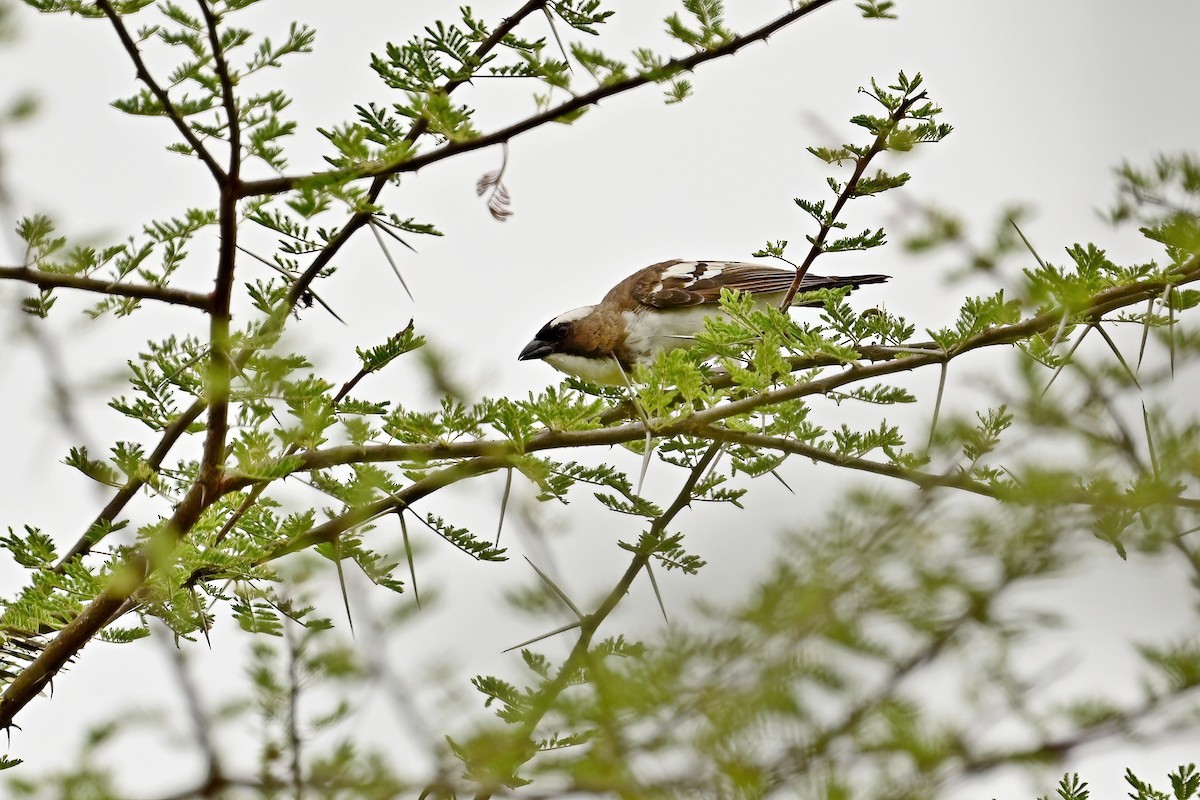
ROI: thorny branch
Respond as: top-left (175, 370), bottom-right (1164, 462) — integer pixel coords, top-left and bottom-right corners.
top-left (2, 0), bottom-right (1194, 763)
top-left (239, 0), bottom-right (840, 198)
top-left (468, 443), bottom-right (724, 800)
top-left (45, 0), bottom-right (558, 574)
top-left (195, 0), bottom-right (242, 500)
top-left (6, 243), bottom-right (1196, 732)
top-left (779, 87), bottom-right (931, 309)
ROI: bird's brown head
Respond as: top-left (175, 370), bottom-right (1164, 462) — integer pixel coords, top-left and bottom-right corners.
top-left (518, 305), bottom-right (632, 385)
top-left (518, 305), bottom-right (601, 362)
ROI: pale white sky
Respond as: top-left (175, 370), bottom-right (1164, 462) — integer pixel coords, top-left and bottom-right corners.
top-left (1, 1), bottom-right (1198, 796)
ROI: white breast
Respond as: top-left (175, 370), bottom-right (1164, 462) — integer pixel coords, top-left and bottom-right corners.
top-left (621, 305), bottom-right (729, 363)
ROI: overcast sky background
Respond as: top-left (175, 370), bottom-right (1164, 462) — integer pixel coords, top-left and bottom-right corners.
top-left (1, 0), bottom-right (1199, 796)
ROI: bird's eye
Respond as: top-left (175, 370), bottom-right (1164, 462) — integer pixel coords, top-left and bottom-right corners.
top-left (537, 320), bottom-right (569, 341)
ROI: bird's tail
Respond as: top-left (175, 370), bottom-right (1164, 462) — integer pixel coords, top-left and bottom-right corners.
top-left (789, 273), bottom-right (889, 307)
top-left (800, 273), bottom-right (889, 290)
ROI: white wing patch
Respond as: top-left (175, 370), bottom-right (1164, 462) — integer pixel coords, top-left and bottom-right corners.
top-left (659, 260), bottom-right (728, 288)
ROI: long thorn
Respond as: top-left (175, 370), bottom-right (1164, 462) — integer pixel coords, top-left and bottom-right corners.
top-left (614, 357), bottom-right (654, 495)
top-left (637, 430), bottom-right (653, 497)
top-left (333, 536), bottom-right (354, 634)
top-left (927, 357), bottom-right (948, 451)
top-left (189, 589), bottom-right (212, 650)
top-left (644, 562), bottom-right (669, 624)
top-left (496, 467), bottom-right (513, 547)
top-left (1164, 284), bottom-right (1176, 377)
top-left (769, 468), bottom-right (795, 494)
top-left (399, 512), bottom-right (420, 610)
top-left (372, 217), bottom-right (420, 253)
top-left (1048, 309), bottom-right (1070, 352)
top-left (541, 6), bottom-right (572, 69)
top-left (1043, 325), bottom-right (1092, 396)
top-left (1093, 323), bottom-right (1141, 390)
top-left (367, 218), bottom-right (415, 301)
top-left (1143, 402), bottom-right (1160, 477)
top-left (503, 620), bottom-right (583, 653)
top-left (1137, 296), bottom-right (1153, 370)
top-left (524, 557), bottom-right (583, 620)
top-left (1011, 218), bottom-right (1048, 270)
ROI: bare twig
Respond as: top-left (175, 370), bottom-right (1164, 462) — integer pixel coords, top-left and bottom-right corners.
top-left (283, 620), bottom-right (304, 800)
top-left (157, 625), bottom-right (226, 792)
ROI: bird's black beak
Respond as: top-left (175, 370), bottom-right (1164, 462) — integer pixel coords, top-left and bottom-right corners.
top-left (518, 339), bottom-right (554, 361)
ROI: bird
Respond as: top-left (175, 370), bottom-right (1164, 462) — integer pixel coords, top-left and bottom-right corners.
top-left (518, 259), bottom-right (889, 385)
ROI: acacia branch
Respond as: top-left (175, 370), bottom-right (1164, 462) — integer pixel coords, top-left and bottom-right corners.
top-left (95, 0), bottom-right (226, 184)
top-left (277, 0), bottom-right (552, 323)
top-left (4, 6), bottom-right (561, 712)
top-left (54, 400), bottom-right (205, 570)
top-left (196, 0), bottom-right (241, 501)
top-left (694, 425), bottom-right (1200, 510)
top-left (0, 265), bottom-right (211, 309)
top-left (470, 443), bottom-right (723, 800)
top-left (240, 0), bottom-right (840, 199)
top-left (779, 87), bottom-right (930, 309)
top-left (1, 476), bottom-right (217, 728)
top-left (217, 262), bottom-right (1200, 506)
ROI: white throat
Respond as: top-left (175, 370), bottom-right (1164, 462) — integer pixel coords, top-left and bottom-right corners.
top-left (543, 352), bottom-right (627, 386)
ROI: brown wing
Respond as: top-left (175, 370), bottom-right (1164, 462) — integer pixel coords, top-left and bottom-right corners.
top-left (608, 260), bottom-right (888, 310)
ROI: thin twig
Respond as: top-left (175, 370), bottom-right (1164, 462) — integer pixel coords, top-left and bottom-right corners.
top-left (470, 443), bottom-right (722, 800)
top-left (283, 620), bottom-right (304, 800)
top-left (778, 88), bottom-right (929, 310)
top-left (241, 0), bottom-right (840, 199)
top-left (94, 0), bottom-right (226, 183)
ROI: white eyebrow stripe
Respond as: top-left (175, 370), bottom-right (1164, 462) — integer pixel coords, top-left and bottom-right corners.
top-left (548, 305), bottom-right (595, 326)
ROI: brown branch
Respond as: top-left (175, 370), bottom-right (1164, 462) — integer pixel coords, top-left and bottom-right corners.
top-left (0, 265), bottom-right (211, 309)
top-left (215, 261), bottom-right (1200, 506)
top-left (694, 425), bottom-right (1200, 510)
top-left (779, 88), bottom-right (931, 309)
top-left (276, 0), bottom-right (552, 326)
top-left (53, 400), bottom-right (205, 570)
top-left (1, 475), bottom-right (213, 728)
top-left (213, 455), bottom-right (516, 574)
top-left (196, 0), bottom-right (241, 506)
top-left (240, 0), bottom-right (840, 199)
top-left (95, 0), bottom-right (226, 184)
top-left (470, 443), bottom-right (723, 800)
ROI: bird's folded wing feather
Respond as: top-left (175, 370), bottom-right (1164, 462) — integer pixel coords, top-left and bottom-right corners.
top-left (626, 261), bottom-right (786, 308)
